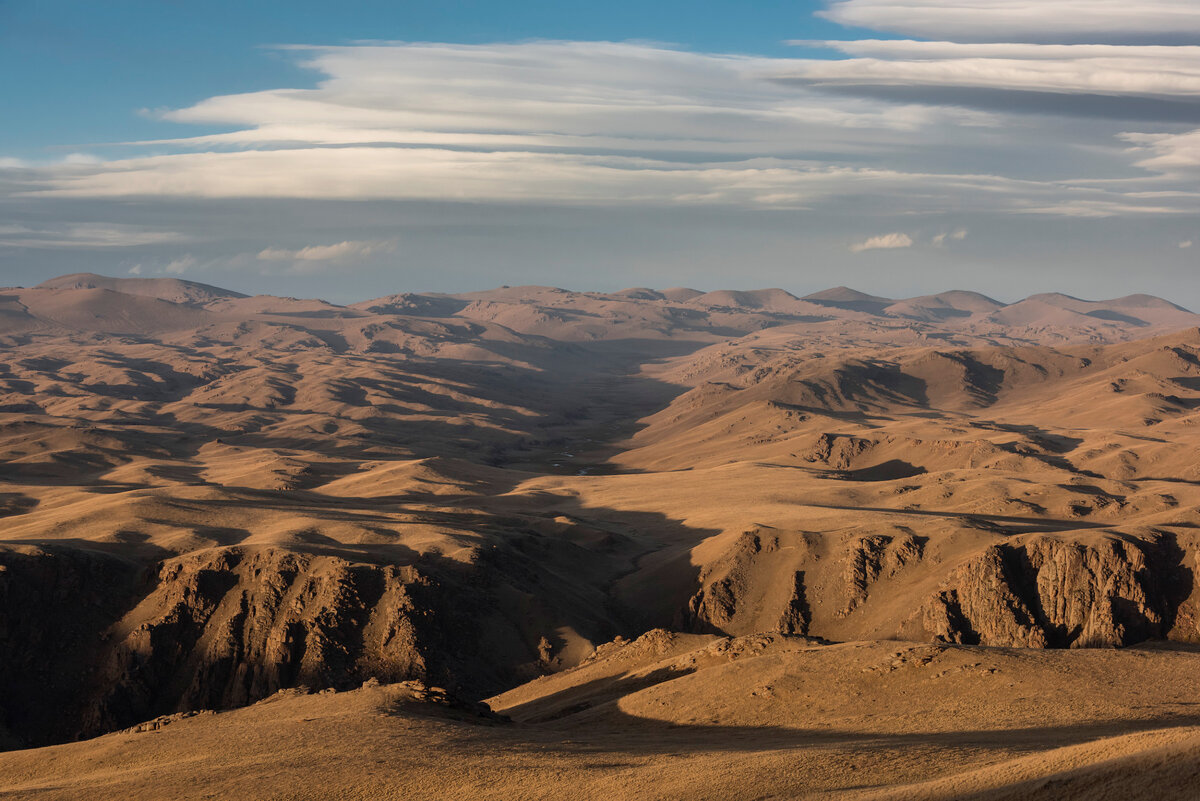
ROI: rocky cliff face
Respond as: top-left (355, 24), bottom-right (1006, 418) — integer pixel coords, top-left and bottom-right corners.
top-left (681, 526), bottom-right (1198, 651)
top-left (85, 548), bottom-right (440, 737)
top-left (0, 540), bottom-right (624, 748)
top-left (5, 525), bottom-right (1195, 749)
top-left (919, 533), bottom-right (1192, 648)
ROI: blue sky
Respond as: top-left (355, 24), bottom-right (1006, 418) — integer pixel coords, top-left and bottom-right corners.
top-left (3, 1), bottom-right (1200, 304)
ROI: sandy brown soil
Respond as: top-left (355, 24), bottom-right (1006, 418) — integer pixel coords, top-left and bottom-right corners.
top-left (2, 273), bottom-right (1200, 797)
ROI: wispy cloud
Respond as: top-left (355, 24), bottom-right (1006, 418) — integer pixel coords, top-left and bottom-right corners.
top-left (932, 228), bottom-right (968, 246)
top-left (817, 0), bottom-right (1200, 43)
top-left (252, 239), bottom-right (399, 274)
top-left (1181, 240), bottom-right (1194, 248)
top-left (0, 223), bottom-right (189, 249)
top-left (257, 239), bottom-right (397, 263)
top-left (1120, 129), bottom-right (1200, 176)
top-left (2, 39), bottom-right (1194, 219)
top-left (850, 232), bottom-right (913, 252)
top-left (23, 149), bottom-right (1190, 218)
top-left (141, 42), bottom-right (962, 154)
top-left (783, 41), bottom-right (1200, 100)
top-left (163, 254), bottom-right (197, 275)
top-left (61, 153), bottom-right (103, 166)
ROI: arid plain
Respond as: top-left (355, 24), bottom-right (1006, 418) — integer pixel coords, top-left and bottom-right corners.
top-left (3, 273), bottom-right (1200, 798)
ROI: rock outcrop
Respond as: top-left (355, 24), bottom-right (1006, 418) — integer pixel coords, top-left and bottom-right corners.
top-left (919, 533), bottom-right (1191, 648)
top-left (0, 542), bottom-right (621, 747)
top-left (86, 548), bottom-right (439, 737)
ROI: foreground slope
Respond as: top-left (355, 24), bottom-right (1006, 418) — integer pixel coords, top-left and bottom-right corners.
top-left (2, 633), bottom-right (1199, 800)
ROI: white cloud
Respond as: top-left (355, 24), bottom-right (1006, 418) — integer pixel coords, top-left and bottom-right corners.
top-left (794, 40), bottom-right (1200, 61)
top-left (1181, 240), bottom-right (1194, 248)
top-left (61, 153), bottom-right (103, 166)
top-left (127, 264), bottom-right (143, 275)
top-left (932, 228), bottom-right (969, 246)
top-left (851, 232), bottom-right (913, 252)
top-left (140, 42), bottom-right (962, 155)
top-left (783, 41), bottom-right (1200, 98)
top-left (818, 0), bottom-right (1200, 43)
top-left (1120, 129), bottom-right (1200, 176)
top-left (1014, 199), bottom-right (1190, 217)
top-left (257, 239), bottom-right (397, 262)
top-left (4, 40), bottom-right (1200, 221)
top-left (0, 223), bottom-right (189, 248)
top-left (163, 255), bottom-right (196, 275)
top-left (24, 148), bottom-right (1183, 217)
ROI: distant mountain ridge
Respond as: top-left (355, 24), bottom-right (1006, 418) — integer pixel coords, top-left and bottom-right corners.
top-left (35, 272), bottom-right (248, 305)
top-left (3, 274), bottom-right (1196, 345)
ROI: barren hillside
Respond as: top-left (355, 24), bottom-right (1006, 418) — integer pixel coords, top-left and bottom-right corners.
top-left (2, 274), bottom-right (1200, 798)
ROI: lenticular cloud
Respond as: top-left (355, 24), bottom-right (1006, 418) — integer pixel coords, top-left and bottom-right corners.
top-left (819, 0), bottom-right (1200, 43)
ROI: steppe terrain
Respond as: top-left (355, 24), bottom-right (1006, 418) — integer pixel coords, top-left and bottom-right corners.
top-left (3, 273), bottom-right (1200, 798)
